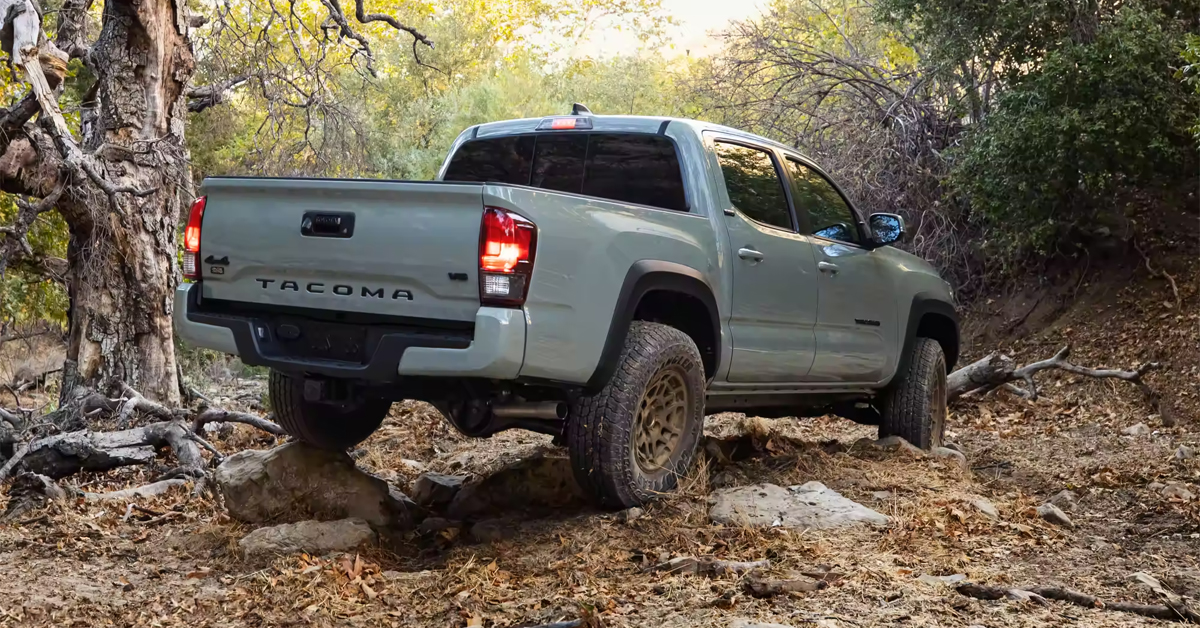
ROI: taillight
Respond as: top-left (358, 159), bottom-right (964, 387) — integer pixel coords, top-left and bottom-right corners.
top-left (479, 206), bottom-right (536, 307)
top-left (182, 196), bottom-right (206, 281)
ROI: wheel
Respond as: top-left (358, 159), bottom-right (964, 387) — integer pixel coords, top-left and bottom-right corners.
top-left (567, 321), bottom-right (706, 508)
top-left (268, 370), bottom-right (390, 450)
top-left (878, 337), bottom-right (947, 449)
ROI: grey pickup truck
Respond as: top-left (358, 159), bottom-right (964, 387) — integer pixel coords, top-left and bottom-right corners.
top-left (175, 106), bottom-right (959, 507)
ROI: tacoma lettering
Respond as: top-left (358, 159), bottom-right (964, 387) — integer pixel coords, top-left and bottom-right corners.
top-left (255, 278), bottom-right (412, 300)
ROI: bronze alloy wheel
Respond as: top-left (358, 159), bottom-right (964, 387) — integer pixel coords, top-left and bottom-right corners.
top-left (632, 364), bottom-right (691, 473)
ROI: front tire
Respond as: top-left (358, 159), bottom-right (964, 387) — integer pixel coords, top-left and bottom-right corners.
top-left (269, 370), bottom-right (390, 450)
top-left (878, 337), bottom-right (947, 449)
top-left (567, 322), bottom-right (706, 508)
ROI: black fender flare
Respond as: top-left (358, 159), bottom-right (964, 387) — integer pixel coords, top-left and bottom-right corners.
top-left (585, 260), bottom-right (721, 393)
top-left (894, 292), bottom-right (960, 382)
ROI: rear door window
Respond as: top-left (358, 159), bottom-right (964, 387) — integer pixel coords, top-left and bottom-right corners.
top-left (444, 133), bottom-right (688, 212)
top-left (714, 142), bottom-right (794, 231)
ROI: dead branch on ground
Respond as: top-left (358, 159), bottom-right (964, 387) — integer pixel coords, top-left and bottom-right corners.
top-left (957, 579), bottom-right (1200, 623)
top-left (1134, 241), bottom-right (1181, 310)
top-left (0, 381), bottom-right (286, 498)
top-left (948, 345), bottom-right (1159, 404)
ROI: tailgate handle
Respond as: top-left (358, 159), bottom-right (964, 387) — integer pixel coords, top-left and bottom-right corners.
top-left (301, 211), bottom-right (355, 238)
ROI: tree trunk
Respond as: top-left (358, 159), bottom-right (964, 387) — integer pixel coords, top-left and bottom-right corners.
top-left (59, 0), bottom-right (196, 404)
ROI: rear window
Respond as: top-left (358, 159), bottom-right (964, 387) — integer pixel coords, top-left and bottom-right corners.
top-left (444, 133), bottom-right (688, 212)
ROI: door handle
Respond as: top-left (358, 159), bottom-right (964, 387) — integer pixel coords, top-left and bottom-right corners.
top-left (818, 261), bottom-right (839, 274)
top-left (737, 247), bottom-right (764, 262)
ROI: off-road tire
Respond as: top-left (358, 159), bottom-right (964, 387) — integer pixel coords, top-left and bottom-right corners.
top-left (878, 337), bottom-right (947, 449)
top-left (269, 370), bottom-right (390, 450)
top-left (567, 322), bottom-right (706, 508)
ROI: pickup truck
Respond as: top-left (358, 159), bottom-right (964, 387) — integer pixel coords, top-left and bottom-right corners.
top-left (174, 107), bottom-right (959, 508)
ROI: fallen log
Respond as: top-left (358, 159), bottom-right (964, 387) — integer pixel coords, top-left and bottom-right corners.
top-left (948, 345), bottom-right (1159, 403)
top-left (20, 420), bottom-right (201, 479)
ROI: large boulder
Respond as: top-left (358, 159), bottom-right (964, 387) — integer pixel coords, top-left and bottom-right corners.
top-left (215, 442), bottom-right (421, 528)
top-left (239, 518), bottom-right (375, 557)
top-left (447, 454), bottom-right (585, 520)
top-left (412, 472), bottom-right (467, 509)
top-left (710, 482), bottom-right (890, 529)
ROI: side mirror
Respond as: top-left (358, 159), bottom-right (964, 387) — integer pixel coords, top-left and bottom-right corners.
top-left (868, 213), bottom-right (905, 247)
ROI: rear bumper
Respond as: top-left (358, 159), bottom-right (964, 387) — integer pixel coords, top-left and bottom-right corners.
top-left (172, 284), bottom-right (526, 382)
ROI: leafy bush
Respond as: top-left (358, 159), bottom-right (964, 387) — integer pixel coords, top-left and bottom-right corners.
top-left (1182, 34), bottom-right (1200, 139)
top-left (949, 5), bottom-right (1199, 258)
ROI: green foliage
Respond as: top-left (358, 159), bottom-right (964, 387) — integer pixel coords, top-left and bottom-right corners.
top-left (0, 194), bottom-right (69, 328)
top-left (1181, 34), bottom-right (1200, 139)
top-left (185, 0), bottom-right (679, 180)
top-left (950, 5), bottom-right (1198, 258)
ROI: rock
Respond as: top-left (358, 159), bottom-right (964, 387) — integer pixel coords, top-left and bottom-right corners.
top-left (704, 435), bottom-right (760, 463)
top-left (616, 507), bottom-right (644, 523)
top-left (1122, 423), bottom-right (1151, 436)
top-left (469, 518), bottom-right (518, 543)
top-left (416, 517), bottom-right (461, 535)
top-left (411, 473), bottom-right (466, 508)
top-left (1, 472), bottom-right (66, 522)
top-left (872, 436), bottom-right (925, 456)
top-left (447, 455), bottom-right (584, 519)
top-left (931, 446), bottom-right (968, 471)
top-left (1162, 482), bottom-right (1195, 501)
top-left (1036, 503), bottom-right (1074, 528)
top-left (215, 442), bottom-right (422, 529)
top-left (1149, 481), bottom-right (1166, 491)
top-left (1175, 446), bottom-right (1195, 462)
top-left (968, 497), bottom-right (999, 519)
top-left (399, 459), bottom-right (426, 473)
top-left (710, 471), bottom-right (735, 489)
top-left (1049, 490), bottom-right (1078, 511)
top-left (238, 518), bottom-right (375, 557)
top-left (730, 620), bottom-right (796, 628)
top-left (709, 482), bottom-right (889, 529)
top-left (917, 573), bottom-right (966, 585)
top-left (444, 451), bottom-right (475, 471)
top-left (870, 491), bottom-right (893, 501)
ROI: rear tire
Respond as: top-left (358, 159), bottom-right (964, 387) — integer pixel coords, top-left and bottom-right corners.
top-left (567, 322), bottom-right (706, 508)
top-left (879, 337), bottom-right (947, 449)
top-left (269, 370), bottom-right (390, 450)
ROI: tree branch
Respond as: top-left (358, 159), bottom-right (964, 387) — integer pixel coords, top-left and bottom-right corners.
top-left (316, 0), bottom-right (433, 75)
top-left (187, 74), bottom-right (252, 113)
top-left (948, 346), bottom-right (1159, 403)
top-left (957, 582), bottom-right (1200, 623)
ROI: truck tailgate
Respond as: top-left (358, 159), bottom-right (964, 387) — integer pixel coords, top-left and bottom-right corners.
top-left (198, 178), bottom-right (484, 323)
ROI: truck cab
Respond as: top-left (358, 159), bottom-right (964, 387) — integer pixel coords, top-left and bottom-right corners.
top-left (175, 109), bottom-right (958, 508)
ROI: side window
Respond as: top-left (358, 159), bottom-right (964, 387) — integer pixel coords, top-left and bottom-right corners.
top-left (785, 158), bottom-right (860, 244)
top-left (581, 135), bottom-right (687, 212)
top-left (714, 142), bottom-right (793, 231)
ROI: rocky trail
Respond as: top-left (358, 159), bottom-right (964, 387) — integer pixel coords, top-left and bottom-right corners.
top-left (1, 388), bottom-right (1198, 628)
top-left (0, 224), bottom-right (1197, 628)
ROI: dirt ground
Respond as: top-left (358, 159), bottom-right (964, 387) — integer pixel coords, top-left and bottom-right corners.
top-left (0, 214), bottom-right (1197, 627)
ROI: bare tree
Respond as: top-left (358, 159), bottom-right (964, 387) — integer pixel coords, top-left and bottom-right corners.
top-left (0, 0), bottom-right (433, 404)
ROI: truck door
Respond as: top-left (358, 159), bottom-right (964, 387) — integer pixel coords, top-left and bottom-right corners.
top-left (713, 140), bottom-right (821, 382)
top-left (782, 157), bottom-right (896, 383)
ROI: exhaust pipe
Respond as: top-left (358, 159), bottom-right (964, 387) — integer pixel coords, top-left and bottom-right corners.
top-left (491, 401), bottom-right (567, 421)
